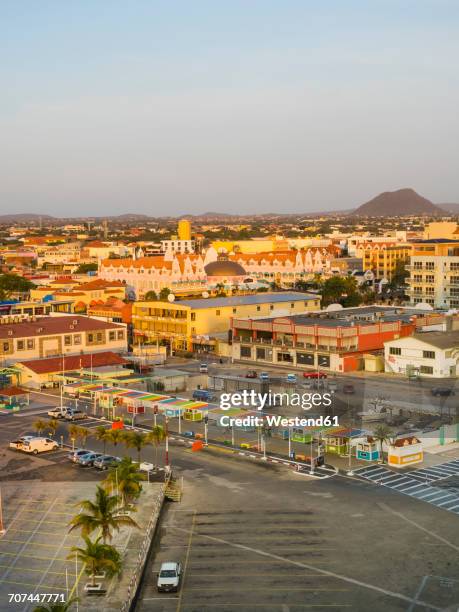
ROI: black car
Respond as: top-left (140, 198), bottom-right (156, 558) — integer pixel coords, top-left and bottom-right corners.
top-left (431, 387), bottom-right (455, 397)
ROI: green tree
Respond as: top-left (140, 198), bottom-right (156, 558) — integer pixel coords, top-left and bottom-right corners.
top-left (33, 419), bottom-right (48, 436)
top-left (0, 273), bottom-right (35, 301)
top-left (148, 425), bottom-right (166, 465)
top-left (76, 426), bottom-right (90, 448)
top-left (144, 290), bottom-right (158, 301)
top-left (94, 425), bottom-right (111, 455)
top-left (67, 535), bottom-right (121, 587)
top-left (159, 287), bottom-right (171, 300)
top-left (373, 424), bottom-right (393, 464)
top-left (47, 419), bottom-right (59, 438)
top-left (389, 258), bottom-right (410, 289)
top-left (68, 486), bottom-right (139, 543)
top-left (75, 262), bottom-right (98, 274)
top-left (103, 457), bottom-right (146, 508)
top-left (123, 431), bottom-right (150, 464)
top-left (321, 275), bottom-right (363, 307)
top-left (107, 429), bottom-right (125, 454)
top-left (68, 424), bottom-right (80, 449)
top-left (33, 596), bottom-right (79, 612)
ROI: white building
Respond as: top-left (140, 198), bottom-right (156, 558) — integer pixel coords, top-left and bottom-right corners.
top-left (384, 330), bottom-right (459, 378)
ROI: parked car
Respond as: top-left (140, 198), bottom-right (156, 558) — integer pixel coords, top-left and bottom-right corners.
top-left (199, 363), bottom-right (208, 373)
top-left (192, 389), bottom-right (214, 401)
top-left (64, 409), bottom-right (87, 421)
top-left (47, 406), bottom-right (73, 419)
top-left (77, 452), bottom-right (103, 467)
top-left (286, 373), bottom-right (297, 383)
top-left (9, 436), bottom-right (36, 450)
top-left (20, 437), bottom-right (59, 454)
top-left (68, 449), bottom-right (91, 463)
top-left (343, 384), bottom-right (355, 394)
top-left (157, 561), bottom-right (182, 593)
top-left (93, 455), bottom-right (120, 470)
top-left (431, 387), bottom-right (455, 397)
top-left (245, 370), bottom-right (257, 379)
top-left (303, 371), bottom-right (327, 379)
top-left (259, 372), bottom-right (269, 381)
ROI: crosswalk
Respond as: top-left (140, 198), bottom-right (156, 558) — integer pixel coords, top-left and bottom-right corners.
top-left (354, 459), bottom-right (459, 515)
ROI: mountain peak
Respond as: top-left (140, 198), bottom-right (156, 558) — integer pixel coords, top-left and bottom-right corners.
top-left (353, 188), bottom-right (445, 217)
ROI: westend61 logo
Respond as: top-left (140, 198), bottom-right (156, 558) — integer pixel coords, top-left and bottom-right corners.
top-left (220, 390), bottom-right (332, 411)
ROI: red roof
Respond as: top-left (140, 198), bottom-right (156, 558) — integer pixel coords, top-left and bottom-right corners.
top-left (18, 351), bottom-right (128, 374)
top-left (0, 386), bottom-right (27, 396)
top-left (0, 315), bottom-right (124, 340)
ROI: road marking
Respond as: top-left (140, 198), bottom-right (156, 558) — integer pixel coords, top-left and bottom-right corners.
top-left (0, 563), bottom-right (75, 576)
top-left (378, 503), bottom-right (459, 552)
top-left (0, 539), bottom-right (72, 549)
top-left (0, 579), bottom-right (64, 590)
top-left (176, 511), bottom-right (196, 612)
top-left (172, 527), bottom-right (440, 610)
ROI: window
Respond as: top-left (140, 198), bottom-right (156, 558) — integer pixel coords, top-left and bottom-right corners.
top-left (117, 330), bottom-right (124, 340)
top-left (425, 275), bottom-right (434, 283)
top-left (109, 331), bottom-right (116, 341)
top-left (425, 262), bottom-right (434, 270)
top-left (17, 340), bottom-right (25, 350)
top-left (64, 335), bottom-right (72, 346)
top-left (270, 305), bottom-right (274, 310)
top-left (423, 350), bottom-right (435, 359)
top-left (191, 313), bottom-right (196, 321)
top-left (88, 334), bottom-right (94, 343)
top-left (3, 342), bottom-right (9, 352)
top-left (420, 365), bottom-right (434, 374)
top-left (216, 310), bottom-right (220, 316)
top-left (389, 347), bottom-right (401, 355)
top-left (96, 333), bottom-right (103, 342)
top-left (191, 327), bottom-right (196, 333)
top-left (256, 347), bottom-right (266, 359)
top-left (240, 346), bottom-right (251, 358)
top-left (74, 334), bottom-right (81, 345)
top-left (27, 339), bottom-right (34, 349)
top-left (232, 308), bottom-right (237, 314)
top-left (257, 306), bottom-right (261, 312)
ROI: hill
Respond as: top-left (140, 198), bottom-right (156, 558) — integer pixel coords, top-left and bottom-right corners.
top-left (353, 188), bottom-right (445, 217)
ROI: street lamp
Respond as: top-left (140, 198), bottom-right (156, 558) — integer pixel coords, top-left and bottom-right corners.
top-left (165, 416), bottom-right (169, 466)
top-left (347, 434), bottom-right (354, 476)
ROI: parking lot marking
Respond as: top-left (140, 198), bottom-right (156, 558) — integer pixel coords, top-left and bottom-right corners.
top-left (176, 510), bottom-right (196, 612)
top-left (0, 539), bottom-right (72, 549)
top-left (173, 526), bottom-right (440, 610)
top-left (0, 578), bottom-right (64, 590)
top-left (0, 550), bottom-right (68, 562)
top-left (0, 563), bottom-right (75, 577)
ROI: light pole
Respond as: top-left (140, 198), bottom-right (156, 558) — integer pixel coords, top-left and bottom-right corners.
top-left (231, 424), bottom-right (235, 447)
top-left (309, 433), bottom-right (315, 475)
top-left (204, 415), bottom-right (208, 446)
top-left (288, 426), bottom-right (292, 459)
top-left (347, 434), bottom-right (354, 476)
top-left (178, 409), bottom-right (181, 435)
top-left (0, 487), bottom-right (6, 536)
top-left (165, 416), bottom-right (169, 466)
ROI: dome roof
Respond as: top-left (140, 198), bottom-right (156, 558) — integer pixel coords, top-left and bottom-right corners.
top-left (204, 260), bottom-right (246, 277)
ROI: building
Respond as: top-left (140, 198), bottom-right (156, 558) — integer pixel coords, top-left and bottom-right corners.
top-left (232, 306), bottom-right (417, 372)
top-left (133, 292), bottom-right (320, 353)
top-left (0, 315), bottom-right (127, 364)
top-left (384, 329), bottom-right (459, 378)
top-left (160, 239), bottom-right (195, 255)
top-left (407, 239), bottom-right (459, 308)
top-left (361, 241), bottom-right (412, 281)
top-left (30, 278), bottom-right (126, 313)
top-left (423, 221), bottom-right (459, 240)
top-left (178, 219), bottom-right (192, 241)
top-left (15, 351), bottom-right (129, 389)
top-left (0, 299), bottom-right (74, 317)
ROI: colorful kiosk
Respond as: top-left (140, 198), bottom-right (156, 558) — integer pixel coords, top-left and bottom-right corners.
top-left (323, 428), bottom-right (365, 455)
top-left (356, 436), bottom-right (380, 462)
top-left (388, 436), bottom-right (423, 468)
top-left (0, 386), bottom-right (29, 411)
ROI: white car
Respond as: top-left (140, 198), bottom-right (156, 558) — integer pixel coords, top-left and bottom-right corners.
top-left (199, 363), bottom-right (208, 373)
top-left (17, 437), bottom-right (59, 454)
top-left (157, 562), bottom-right (182, 592)
top-left (9, 436), bottom-right (36, 450)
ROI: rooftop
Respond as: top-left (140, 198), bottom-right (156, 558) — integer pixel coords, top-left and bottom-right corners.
top-left (17, 351), bottom-right (128, 374)
top-left (0, 315), bottom-right (124, 340)
top-left (411, 330), bottom-right (459, 350)
top-left (169, 292), bottom-right (318, 309)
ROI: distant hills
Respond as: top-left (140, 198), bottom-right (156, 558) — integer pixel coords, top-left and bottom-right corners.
top-left (352, 188), bottom-right (445, 217)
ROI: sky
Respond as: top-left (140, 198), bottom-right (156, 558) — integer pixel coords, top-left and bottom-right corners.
top-left (1, 0), bottom-right (459, 217)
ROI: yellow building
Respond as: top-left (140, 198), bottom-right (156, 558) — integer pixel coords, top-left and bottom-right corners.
top-left (132, 292), bottom-right (320, 353)
top-left (362, 242), bottom-right (412, 280)
top-left (423, 221), bottom-right (459, 240)
top-left (211, 238), bottom-right (289, 254)
top-left (30, 279), bottom-right (126, 312)
top-left (178, 219), bottom-right (192, 241)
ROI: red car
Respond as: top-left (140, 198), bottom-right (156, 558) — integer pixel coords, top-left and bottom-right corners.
top-left (245, 370), bottom-right (257, 378)
top-left (303, 371), bottom-right (327, 379)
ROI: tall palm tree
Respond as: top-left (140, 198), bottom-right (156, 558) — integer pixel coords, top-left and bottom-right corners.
top-left (33, 418), bottom-right (48, 436)
top-left (103, 457), bottom-right (146, 509)
top-left (123, 430), bottom-right (150, 464)
top-left (77, 426), bottom-right (90, 449)
top-left (33, 596), bottom-right (79, 612)
top-left (94, 425), bottom-right (111, 455)
top-left (68, 485), bottom-right (139, 543)
top-left (148, 425), bottom-right (166, 465)
top-left (107, 429), bottom-right (124, 455)
top-left (67, 535), bottom-right (121, 587)
top-left (68, 424), bottom-right (80, 450)
top-left (373, 424), bottom-right (393, 464)
top-left (47, 418), bottom-right (59, 438)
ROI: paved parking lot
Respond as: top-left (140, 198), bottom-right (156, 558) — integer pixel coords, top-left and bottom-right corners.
top-left (0, 481), bottom-right (94, 612)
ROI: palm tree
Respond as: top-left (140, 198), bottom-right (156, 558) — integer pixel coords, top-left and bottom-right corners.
top-left (67, 535), bottom-right (121, 587)
top-left (68, 424), bottom-right (80, 450)
top-left (68, 486), bottom-right (139, 543)
top-left (33, 418), bottom-right (48, 436)
top-left (33, 597), bottom-right (79, 612)
top-left (123, 431), bottom-right (150, 464)
top-left (103, 457), bottom-right (146, 509)
top-left (107, 429), bottom-right (124, 455)
top-left (47, 418), bottom-right (59, 438)
top-left (76, 426), bottom-right (90, 449)
top-left (373, 424), bottom-right (393, 464)
top-left (148, 425), bottom-right (166, 465)
top-left (94, 425), bottom-right (111, 455)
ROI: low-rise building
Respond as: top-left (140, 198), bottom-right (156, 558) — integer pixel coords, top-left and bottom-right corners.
top-left (0, 315), bottom-right (127, 364)
top-left (133, 292), bottom-right (320, 353)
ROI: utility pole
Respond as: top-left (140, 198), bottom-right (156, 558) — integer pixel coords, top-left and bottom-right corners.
top-left (0, 487), bottom-right (6, 536)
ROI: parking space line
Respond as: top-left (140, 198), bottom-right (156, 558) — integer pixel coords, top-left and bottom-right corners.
top-left (436, 497), bottom-right (459, 507)
top-left (176, 511), bottom-right (196, 612)
top-left (0, 550), bottom-right (67, 562)
top-left (0, 579), bottom-right (64, 590)
top-left (431, 494), bottom-right (457, 505)
top-left (0, 563), bottom-right (75, 576)
top-left (0, 539), bottom-right (72, 549)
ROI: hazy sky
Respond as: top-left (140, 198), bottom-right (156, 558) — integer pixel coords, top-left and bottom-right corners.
top-left (1, 1), bottom-right (459, 216)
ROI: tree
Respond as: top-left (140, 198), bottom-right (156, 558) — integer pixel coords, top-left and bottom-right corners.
top-left (321, 275), bottom-right (363, 308)
top-left (68, 486), bottom-right (139, 543)
top-left (47, 419), bottom-right (59, 438)
top-left (148, 425), bottom-right (166, 465)
top-left (0, 273), bottom-right (35, 301)
top-left (76, 426), bottom-right (90, 449)
top-left (33, 419), bottom-right (48, 436)
top-left (373, 424), bottom-right (393, 464)
top-left (67, 535), bottom-right (121, 587)
top-left (107, 429), bottom-right (124, 454)
top-left (94, 425), bottom-right (111, 455)
top-left (75, 262), bottom-right (98, 274)
top-left (123, 431), bottom-right (150, 464)
top-left (159, 287), bottom-right (171, 300)
top-left (68, 424), bottom-right (80, 449)
top-left (389, 258), bottom-right (409, 289)
top-left (144, 290), bottom-right (158, 301)
top-left (103, 457), bottom-right (146, 508)
top-left (33, 597), bottom-right (79, 612)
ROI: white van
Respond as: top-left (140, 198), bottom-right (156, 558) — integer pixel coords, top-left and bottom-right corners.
top-left (20, 437), bottom-right (59, 454)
